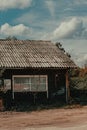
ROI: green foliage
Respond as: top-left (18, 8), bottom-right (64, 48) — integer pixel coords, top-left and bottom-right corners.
top-left (56, 42), bottom-right (62, 48)
top-left (70, 75), bottom-right (87, 90)
top-left (56, 42), bottom-right (71, 58)
top-left (56, 42), bottom-right (65, 53)
top-left (6, 36), bottom-right (17, 40)
top-left (69, 68), bottom-right (80, 77)
top-left (70, 75), bottom-right (87, 104)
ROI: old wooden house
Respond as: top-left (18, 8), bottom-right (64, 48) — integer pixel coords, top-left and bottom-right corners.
top-left (0, 39), bottom-right (76, 106)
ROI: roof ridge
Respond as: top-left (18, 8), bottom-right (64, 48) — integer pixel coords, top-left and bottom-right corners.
top-left (0, 39), bottom-right (51, 42)
top-left (22, 40), bottom-right (51, 42)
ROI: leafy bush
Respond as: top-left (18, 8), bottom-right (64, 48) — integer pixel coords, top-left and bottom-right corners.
top-left (70, 75), bottom-right (87, 90)
top-left (70, 75), bottom-right (87, 104)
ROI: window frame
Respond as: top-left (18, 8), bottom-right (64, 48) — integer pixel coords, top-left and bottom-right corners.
top-left (12, 75), bottom-right (48, 99)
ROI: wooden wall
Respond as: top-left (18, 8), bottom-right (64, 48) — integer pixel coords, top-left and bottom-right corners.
top-left (2, 68), bottom-right (67, 101)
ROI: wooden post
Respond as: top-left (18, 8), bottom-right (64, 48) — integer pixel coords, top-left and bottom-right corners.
top-left (12, 76), bottom-right (14, 100)
top-left (65, 70), bottom-right (70, 104)
top-left (0, 98), bottom-right (4, 111)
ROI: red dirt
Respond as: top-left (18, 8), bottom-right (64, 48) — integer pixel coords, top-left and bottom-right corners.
top-left (0, 106), bottom-right (87, 129)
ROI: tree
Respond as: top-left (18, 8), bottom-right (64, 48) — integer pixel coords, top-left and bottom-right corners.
top-left (6, 36), bottom-right (17, 40)
top-left (56, 42), bottom-right (71, 58)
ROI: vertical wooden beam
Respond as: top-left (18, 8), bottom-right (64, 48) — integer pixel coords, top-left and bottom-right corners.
top-left (0, 98), bottom-right (4, 111)
top-left (46, 75), bottom-right (48, 99)
top-left (65, 70), bottom-right (70, 103)
top-left (12, 76), bottom-right (14, 100)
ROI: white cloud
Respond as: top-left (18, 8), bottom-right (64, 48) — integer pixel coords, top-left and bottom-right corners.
top-left (0, 23), bottom-right (46, 40)
top-left (54, 16), bottom-right (87, 39)
top-left (84, 54), bottom-right (87, 61)
top-left (43, 17), bottom-right (87, 40)
top-left (76, 54), bottom-right (87, 66)
top-left (53, 17), bottom-right (84, 39)
top-left (77, 54), bottom-right (87, 62)
top-left (0, 23), bottom-right (32, 37)
top-left (78, 16), bottom-right (87, 26)
top-left (16, 12), bottom-right (38, 25)
top-left (61, 39), bottom-right (87, 67)
top-left (73, 0), bottom-right (87, 5)
top-left (66, 0), bottom-right (87, 7)
top-left (45, 0), bottom-right (55, 17)
top-left (0, 0), bottom-right (32, 10)
top-left (16, 12), bottom-right (59, 32)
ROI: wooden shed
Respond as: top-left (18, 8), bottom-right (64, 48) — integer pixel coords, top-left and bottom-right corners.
top-left (0, 39), bottom-right (76, 105)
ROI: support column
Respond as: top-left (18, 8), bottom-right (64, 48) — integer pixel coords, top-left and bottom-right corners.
top-left (11, 76), bottom-right (14, 100)
top-left (65, 70), bottom-right (70, 103)
top-left (0, 98), bottom-right (4, 111)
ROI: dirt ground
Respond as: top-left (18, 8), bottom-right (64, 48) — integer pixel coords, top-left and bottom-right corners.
top-left (0, 105), bottom-right (87, 130)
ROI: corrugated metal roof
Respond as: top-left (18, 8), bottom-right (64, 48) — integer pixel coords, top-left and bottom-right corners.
top-left (0, 39), bottom-right (76, 68)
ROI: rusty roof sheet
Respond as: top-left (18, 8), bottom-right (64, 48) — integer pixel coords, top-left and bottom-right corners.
top-left (0, 40), bottom-right (76, 68)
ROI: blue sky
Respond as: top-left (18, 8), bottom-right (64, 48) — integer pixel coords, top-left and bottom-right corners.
top-left (0, 0), bottom-right (87, 67)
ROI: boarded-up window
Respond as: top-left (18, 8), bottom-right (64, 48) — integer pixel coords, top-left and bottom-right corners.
top-left (13, 75), bottom-right (48, 92)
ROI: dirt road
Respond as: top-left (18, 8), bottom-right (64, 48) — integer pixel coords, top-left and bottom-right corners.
top-left (25, 125), bottom-right (87, 130)
top-left (0, 106), bottom-right (87, 130)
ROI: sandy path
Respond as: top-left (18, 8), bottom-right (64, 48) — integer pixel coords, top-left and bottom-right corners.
top-left (0, 106), bottom-right (87, 130)
top-left (25, 125), bottom-right (87, 130)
